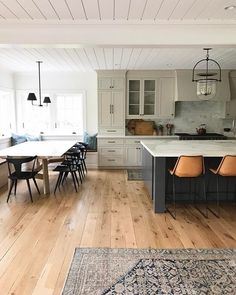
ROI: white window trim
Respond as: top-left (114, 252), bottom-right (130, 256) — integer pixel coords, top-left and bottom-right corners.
top-left (16, 89), bottom-right (87, 135)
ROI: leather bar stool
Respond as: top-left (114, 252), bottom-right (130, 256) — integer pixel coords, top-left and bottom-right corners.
top-left (167, 155), bottom-right (207, 219)
top-left (209, 155), bottom-right (236, 218)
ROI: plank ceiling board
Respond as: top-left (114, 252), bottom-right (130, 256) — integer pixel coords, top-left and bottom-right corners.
top-left (113, 48), bottom-right (123, 69)
top-left (65, 0), bottom-right (86, 19)
top-left (48, 0), bottom-right (73, 19)
top-left (103, 48), bottom-right (114, 69)
top-left (114, 0), bottom-right (130, 19)
top-left (0, 1), bottom-right (20, 18)
top-left (17, 0), bottom-right (44, 19)
top-left (52, 49), bottom-right (75, 70)
top-left (197, 0), bottom-right (222, 19)
top-left (127, 48), bottom-right (142, 69)
top-left (201, 0), bottom-right (236, 20)
top-left (156, 0), bottom-right (182, 20)
top-left (134, 48), bottom-right (153, 68)
top-left (32, 0), bottom-right (59, 19)
top-left (93, 48), bottom-right (105, 69)
top-left (183, 0), bottom-right (210, 19)
top-left (120, 48), bottom-right (133, 68)
top-left (142, 0), bottom-right (165, 20)
top-left (0, 0), bottom-right (31, 19)
top-left (84, 48), bottom-right (99, 69)
top-left (82, 0), bottom-right (99, 20)
top-left (169, 0), bottom-right (196, 20)
top-left (74, 49), bottom-right (93, 70)
top-left (37, 49), bottom-right (65, 71)
top-left (99, 0), bottom-right (114, 19)
top-left (64, 49), bottom-right (85, 71)
top-left (128, 0), bottom-right (146, 20)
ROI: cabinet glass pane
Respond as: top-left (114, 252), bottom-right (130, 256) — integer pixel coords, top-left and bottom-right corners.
top-left (129, 80), bottom-right (140, 91)
top-left (129, 105), bottom-right (140, 115)
top-left (144, 92), bottom-right (155, 104)
top-left (144, 105), bottom-right (155, 115)
top-left (129, 92), bottom-right (140, 104)
top-left (144, 80), bottom-right (155, 91)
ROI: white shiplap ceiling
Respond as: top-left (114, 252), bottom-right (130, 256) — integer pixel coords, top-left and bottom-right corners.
top-left (0, 0), bottom-right (235, 22)
top-left (0, 46), bottom-right (236, 72)
top-left (0, 1), bottom-right (236, 72)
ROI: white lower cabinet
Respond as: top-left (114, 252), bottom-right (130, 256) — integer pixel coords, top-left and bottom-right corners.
top-left (125, 146), bottom-right (142, 166)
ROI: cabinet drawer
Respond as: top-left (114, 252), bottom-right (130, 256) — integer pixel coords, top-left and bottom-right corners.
top-left (99, 147), bottom-right (124, 156)
top-left (98, 138), bottom-right (124, 146)
top-left (99, 156), bottom-right (124, 166)
top-left (99, 128), bottom-right (124, 135)
top-left (124, 138), bottom-right (142, 145)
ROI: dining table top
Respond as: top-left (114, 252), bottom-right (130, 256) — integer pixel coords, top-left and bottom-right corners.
top-left (0, 140), bottom-right (77, 159)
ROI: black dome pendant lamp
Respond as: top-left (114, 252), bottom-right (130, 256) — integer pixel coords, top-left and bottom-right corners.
top-left (27, 61), bottom-right (51, 106)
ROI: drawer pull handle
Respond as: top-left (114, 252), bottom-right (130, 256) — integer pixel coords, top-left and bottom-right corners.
top-left (135, 141), bottom-right (140, 143)
top-left (108, 159), bottom-right (115, 161)
top-left (107, 130), bottom-right (116, 132)
top-left (108, 150), bottom-right (115, 152)
top-left (107, 141), bottom-right (115, 143)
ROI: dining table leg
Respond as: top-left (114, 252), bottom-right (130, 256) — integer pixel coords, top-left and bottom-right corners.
top-left (42, 158), bottom-right (50, 194)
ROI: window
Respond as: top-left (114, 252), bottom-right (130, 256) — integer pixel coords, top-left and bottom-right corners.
top-left (17, 91), bottom-right (85, 135)
top-left (0, 90), bottom-right (15, 136)
top-left (55, 94), bottom-right (84, 135)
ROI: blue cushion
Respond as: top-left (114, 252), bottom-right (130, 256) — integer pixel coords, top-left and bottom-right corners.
top-left (83, 132), bottom-right (97, 150)
top-left (11, 133), bottom-right (27, 146)
top-left (25, 134), bottom-right (41, 141)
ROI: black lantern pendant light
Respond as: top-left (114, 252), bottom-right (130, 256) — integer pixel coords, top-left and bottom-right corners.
top-left (192, 48), bottom-right (221, 100)
top-left (27, 61), bottom-right (51, 106)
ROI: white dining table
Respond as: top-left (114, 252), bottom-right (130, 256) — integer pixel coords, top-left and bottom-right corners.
top-left (0, 140), bottom-right (77, 194)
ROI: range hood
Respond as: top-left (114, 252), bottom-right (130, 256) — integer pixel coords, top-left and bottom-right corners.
top-left (175, 70), bottom-right (231, 102)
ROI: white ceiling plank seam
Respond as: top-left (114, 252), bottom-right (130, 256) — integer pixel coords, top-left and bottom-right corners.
top-left (0, 0), bottom-right (19, 19)
top-left (48, 0), bottom-right (60, 20)
top-left (31, 0), bottom-right (47, 20)
top-left (16, 0), bottom-right (34, 19)
top-left (64, 0), bottom-right (74, 20)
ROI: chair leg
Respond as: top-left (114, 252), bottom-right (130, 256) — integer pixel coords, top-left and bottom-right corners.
top-left (26, 179), bottom-right (33, 203)
top-left (73, 171), bottom-right (79, 187)
top-left (7, 180), bottom-right (15, 202)
top-left (208, 175), bottom-right (220, 218)
top-left (62, 171), bottom-right (69, 185)
top-left (14, 179), bottom-right (17, 195)
top-left (195, 176), bottom-right (208, 218)
top-left (166, 175), bottom-right (176, 219)
top-left (70, 171), bottom-right (78, 192)
top-left (83, 160), bottom-right (87, 173)
top-left (54, 172), bottom-right (62, 194)
top-left (77, 166), bottom-right (83, 183)
top-left (32, 177), bottom-right (40, 195)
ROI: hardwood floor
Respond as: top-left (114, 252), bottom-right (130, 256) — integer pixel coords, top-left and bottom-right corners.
top-left (0, 169), bottom-right (235, 294)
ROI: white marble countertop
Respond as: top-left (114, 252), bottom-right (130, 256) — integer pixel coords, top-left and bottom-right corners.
top-left (97, 135), bottom-right (179, 139)
top-left (141, 140), bottom-right (236, 157)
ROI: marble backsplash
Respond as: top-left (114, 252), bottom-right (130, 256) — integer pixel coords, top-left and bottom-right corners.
top-left (126, 101), bottom-right (234, 135)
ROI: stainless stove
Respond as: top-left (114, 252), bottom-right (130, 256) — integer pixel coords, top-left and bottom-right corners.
top-left (175, 133), bottom-right (227, 140)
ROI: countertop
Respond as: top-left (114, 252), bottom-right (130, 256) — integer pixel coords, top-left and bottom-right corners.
top-left (97, 135), bottom-right (179, 139)
top-left (141, 140), bottom-right (236, 157)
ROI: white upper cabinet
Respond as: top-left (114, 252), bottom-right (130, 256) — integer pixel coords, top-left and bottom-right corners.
top-left (127, 73), bottom-right (175, 119)
top-left (158, 78), bottom-right (175, 118)
top-left (175, 70), bottom-right (230, 101)
top-left (97, 70), bottom-right (126, 135)
top-left (98, 77), bottom-right (124, 90)
top-left (127, 78), bottom-right (157, 118)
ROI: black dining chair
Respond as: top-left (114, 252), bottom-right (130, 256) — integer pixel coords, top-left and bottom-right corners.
top-left (6, 156), bottom-right (40, 203)
top-left (53, 152), bottom-right (80, 193)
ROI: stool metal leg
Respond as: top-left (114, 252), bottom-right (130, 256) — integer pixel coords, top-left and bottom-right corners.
top-left (208, 174), bottom-right (220, 218)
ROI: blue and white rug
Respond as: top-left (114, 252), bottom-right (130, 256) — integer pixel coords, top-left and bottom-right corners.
top-left (62, 248), bottom-right (236, 295)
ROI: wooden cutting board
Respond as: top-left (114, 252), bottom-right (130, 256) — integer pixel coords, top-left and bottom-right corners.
top-left (135, 121), bottom-right (154, 135)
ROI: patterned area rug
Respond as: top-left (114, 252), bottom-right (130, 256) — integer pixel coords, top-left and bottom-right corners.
top-left (127, 169), bottom-right (143, 181)
top-left (62, 248), bottom-right (236, 295)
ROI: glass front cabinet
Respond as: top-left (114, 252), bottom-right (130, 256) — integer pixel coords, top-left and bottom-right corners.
top-left (127, 79), bottom-right (157, 118)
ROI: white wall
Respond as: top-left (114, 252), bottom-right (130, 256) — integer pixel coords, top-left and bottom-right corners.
top-left (0, 69), bottom-right (14, 89)
top-left (13, 71), bottom-right (98, 134)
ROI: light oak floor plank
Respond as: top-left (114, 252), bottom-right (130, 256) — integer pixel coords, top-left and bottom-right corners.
top-left (0, 169), bottom-right (235, 295)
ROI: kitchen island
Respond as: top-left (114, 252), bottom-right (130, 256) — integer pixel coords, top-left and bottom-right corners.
top-left (141, 140), bottom-right (236, 213)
